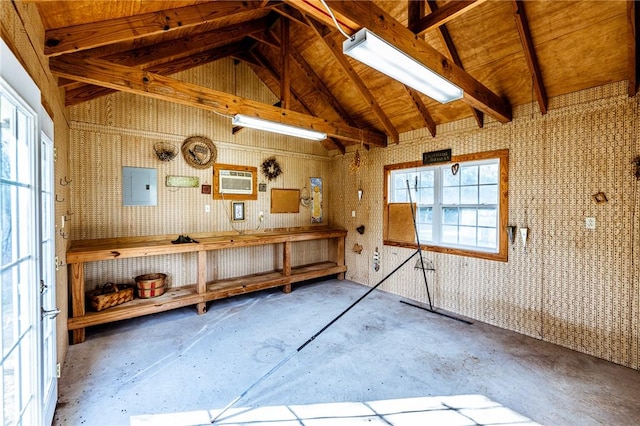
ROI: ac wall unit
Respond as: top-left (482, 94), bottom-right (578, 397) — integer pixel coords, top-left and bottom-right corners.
top-left (219, 169), bottom-right (253, 194)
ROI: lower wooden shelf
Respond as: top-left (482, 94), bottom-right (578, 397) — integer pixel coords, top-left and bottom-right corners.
top-left (68, 262), bottom-right (347, 332)
top-left (67, 285), bottom-right (201, 330)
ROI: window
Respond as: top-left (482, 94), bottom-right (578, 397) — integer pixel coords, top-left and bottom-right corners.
top-left (384, 150), bottom-right (508, 261)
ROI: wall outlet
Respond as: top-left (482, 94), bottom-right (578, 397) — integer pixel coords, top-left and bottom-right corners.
top-left (351, 210), bottom-right (356, 217)
top-left (204, 204), bottom-right (210, 213)
top-left (585, 217), bottom-right (596, 229)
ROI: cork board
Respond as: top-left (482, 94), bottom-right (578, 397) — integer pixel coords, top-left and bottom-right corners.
top-left (387, 203), bottom-right (416, 242)
top-left (271, 188), bottom-right (300, 213)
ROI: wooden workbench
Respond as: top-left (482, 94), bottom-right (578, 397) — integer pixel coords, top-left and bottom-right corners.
top-left (66, 227), bottom-right (347, 344)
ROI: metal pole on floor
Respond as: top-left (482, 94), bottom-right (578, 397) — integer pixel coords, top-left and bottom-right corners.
top-left (406, 178), bottom-right (433, 310)
top-left (210, 250), bottom-right (420, 424)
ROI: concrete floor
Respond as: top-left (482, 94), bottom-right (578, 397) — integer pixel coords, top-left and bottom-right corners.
top-left (54, 279), bottom-right (640, 425)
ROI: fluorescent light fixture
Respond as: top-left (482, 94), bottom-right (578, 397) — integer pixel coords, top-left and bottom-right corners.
top-left (343, 28), bottom-right (463, 104)
top-left (232, 114), bottom-right (327, 141)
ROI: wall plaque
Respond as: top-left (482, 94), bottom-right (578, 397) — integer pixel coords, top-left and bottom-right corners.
top-left (422, 149), bottom-right (452, 165)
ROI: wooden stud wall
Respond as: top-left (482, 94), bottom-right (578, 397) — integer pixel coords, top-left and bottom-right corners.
top-left (331, 81), bottom-right (640, 370)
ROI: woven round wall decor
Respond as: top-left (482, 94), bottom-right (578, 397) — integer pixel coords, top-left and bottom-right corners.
top-left (181, 136), bottom-right (217, 169)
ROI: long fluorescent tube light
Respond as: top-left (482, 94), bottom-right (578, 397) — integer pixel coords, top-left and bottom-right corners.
top-left (343, 28), bottom-right (463, 104)
top-left (232, 114), bottom-right (327, 141)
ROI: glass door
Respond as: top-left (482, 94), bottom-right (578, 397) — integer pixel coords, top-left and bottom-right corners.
top-left (1, 79), bottom-right (40, 425)
top-left (40, 127), bottom-right (57, 425)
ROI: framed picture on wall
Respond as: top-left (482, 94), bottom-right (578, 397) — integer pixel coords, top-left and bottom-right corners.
top-left (232, 202), bottom-right (245, 221)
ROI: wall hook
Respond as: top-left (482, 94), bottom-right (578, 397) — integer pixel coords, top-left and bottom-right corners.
top-left (65, 210), bottom-right (74, 217)
top-left (56, 194), bottom-right (65, 202)
top-left (60, 176), bottom-right (72, 186)
top-left (59, 229), bottom-right (68, 239)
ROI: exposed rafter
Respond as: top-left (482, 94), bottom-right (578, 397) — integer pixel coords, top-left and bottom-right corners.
top-left (628, 0), bottom-right (638, 97)
top-left (424, 0), bottom-right (484, 128)
top-left (512, 1), bottom-right (547, 114)
top-left (64, 40), bottom-right (255, 106)
top-left (280, 18), bottom-right (291, 108)
top-left (249, 49), bottom-right (346, 153)
top-left (304, 0), bottom-right (511, 123)
top-left (44, 1), bottom-right (276, 56)
top-left (406, 86), bottom-right (436, 137)
top-left (409, 0), bottom-right (487, 37)
top-left (306, 17), bottom-right (400, 144)
top-left (50, 54), bottom-right (386, 147)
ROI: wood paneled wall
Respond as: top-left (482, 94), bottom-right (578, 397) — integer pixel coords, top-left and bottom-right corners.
top-left (68, 59), bottom-right (333, 288)
top-left (331, 81), bottom-right (640, 370)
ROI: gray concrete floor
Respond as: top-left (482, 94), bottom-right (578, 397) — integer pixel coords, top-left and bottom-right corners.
top-left (54, 279), bottom-right (640, 425)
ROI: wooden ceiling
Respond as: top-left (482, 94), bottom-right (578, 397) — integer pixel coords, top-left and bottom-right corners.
top-left (34, 0), bottom-right (635, 152)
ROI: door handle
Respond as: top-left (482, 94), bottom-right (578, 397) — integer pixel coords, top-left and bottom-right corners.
top-left (41, 307), bottom-right (61, 319)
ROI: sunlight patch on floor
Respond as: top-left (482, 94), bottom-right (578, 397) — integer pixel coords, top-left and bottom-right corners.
top-left (129, 394), bottom-right (541, 425)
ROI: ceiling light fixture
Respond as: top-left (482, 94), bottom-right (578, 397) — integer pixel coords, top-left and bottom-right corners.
top-left (232, 114), bottom-right (327, 141)
top-left (343, 28), bottom-right (463, 104)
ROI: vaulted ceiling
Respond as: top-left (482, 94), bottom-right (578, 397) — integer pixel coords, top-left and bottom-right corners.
top-left (34, 0), bottom-right (636, 153)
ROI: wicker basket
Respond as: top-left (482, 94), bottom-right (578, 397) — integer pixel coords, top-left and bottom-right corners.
top-left (135, 273), bottom-right (167, 298)
top-left (86, 283), bottom-right (134, 311)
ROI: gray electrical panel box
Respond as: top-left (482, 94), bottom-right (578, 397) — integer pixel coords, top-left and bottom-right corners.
top-left (122, 167), bottom-right (157, 206)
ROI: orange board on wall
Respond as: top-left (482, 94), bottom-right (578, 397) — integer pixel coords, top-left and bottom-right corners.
top-left (271, 189), bottom-right (300, 213)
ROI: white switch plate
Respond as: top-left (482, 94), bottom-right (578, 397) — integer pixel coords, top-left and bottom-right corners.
top-left (351, 210), bottom-right (356, 217)
top-left (204, 204), bottom-right (210, 213)
top-left (585, 217), bottom-right (596, 229)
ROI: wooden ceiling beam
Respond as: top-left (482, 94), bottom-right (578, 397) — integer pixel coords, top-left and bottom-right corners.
top-left (628, 0), bottom-right (638, 97)
top-left (280, 18), bottom-right (291, 109)
top-left (273, 3), bottom-right (311, 28)
top-left (306, 17), bottom-right (399, 143)
top-left (425, 0), bottom-right (483, 128)
top-left (249, 50), bottom-right (345, 153)
top-left (65, 40), bottom-right (256, 106)
top-left (315, 1), bottom-right (511, 123)
top-left (512, 1), bottom-right (547, 114)
top-left (266, 23), bottom-right (359, 129)
top-left (410, 0), bottom-right (487, 36)
top-left (97, 17), bottom-right (271, 68)
top-left (50, 54), bottom-right (386, 147)
top-left (44, 1), bottom-right (277, 57)
top-left (406, 86), bottom-right (436, 137)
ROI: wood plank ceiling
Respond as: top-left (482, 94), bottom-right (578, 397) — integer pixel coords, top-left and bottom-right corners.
top-left (33, 0), bottom-right (636, 153)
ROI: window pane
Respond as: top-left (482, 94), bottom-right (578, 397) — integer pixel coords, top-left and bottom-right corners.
top-left (478, 227), bottom-right (497, 248)
top-left (420, 170), bottom-right (434, 187)
top-left (443, 187), bottom-right (459, 204)
top-left (459, 226), bottom-right (477, 245)
top-left (393, 172), bottom-right (407, 190)
top-left (394, 189), bottom-right (407, 202)
top-left (479, 184), bottom-right (498, 204)
top-left (443, 207), bottom-right (458, 225)
top-left (479, 163), bottom-right (498, 184)
top-left (418, 187), bottom-right (434, 204)
top-left (478, 208), bottom-right (497, 227)
top-left (417, 207), bottom-right (432, 224)
top-left (417, 225), bottom-right (432, 242)
top-left (442, 225), bottom-right (458, 243)
top-left (461, 186), bottom-right (478, 204)
top-left (460, 208), bottom-right (477, 226)
top-left (460, 165), bottom-right (478, 185)
top-left (442, 167), bottom-right (459, 186)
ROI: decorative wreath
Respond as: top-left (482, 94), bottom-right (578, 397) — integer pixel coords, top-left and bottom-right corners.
top-left (181, 136), bottom-right (217, 169)
top-left (261, 157), bottom-right (282, 181)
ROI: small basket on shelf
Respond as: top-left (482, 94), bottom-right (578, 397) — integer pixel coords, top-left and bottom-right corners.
top-left (135, 273), bottom-right (167, 298)
top-left (86, 283), bottom-right (135, 312)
